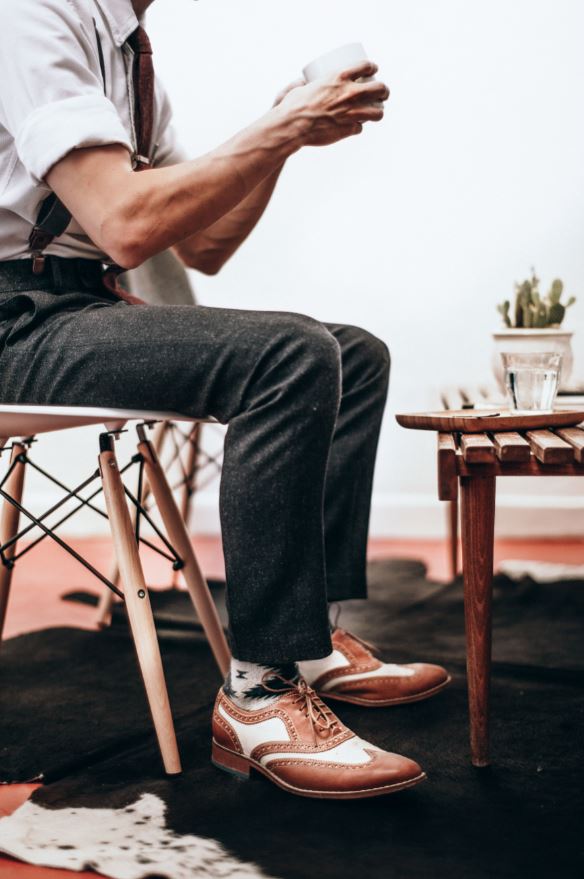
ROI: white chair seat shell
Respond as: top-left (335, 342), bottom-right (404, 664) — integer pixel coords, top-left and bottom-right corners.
top-left (0, 404), bottom-right (198, 439)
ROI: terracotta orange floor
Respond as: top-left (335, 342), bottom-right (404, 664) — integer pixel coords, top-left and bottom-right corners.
top-left (0, 534), bottom-right (582, 878)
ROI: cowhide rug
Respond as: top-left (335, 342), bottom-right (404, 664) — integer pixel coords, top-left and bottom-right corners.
top-left (0, 560), bottom-right (582, 879)
top-left (0, 794), bottom-right (272, 878)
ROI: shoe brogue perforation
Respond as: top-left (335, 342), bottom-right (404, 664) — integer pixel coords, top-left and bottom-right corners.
top-left (265, 746), bottom-right (383, 772)
top-left (213, 712), bottom-right (244, 753)
top-left (312, 660), bottom-right (380, 690)
top-left (251, 727), bottom-right (353, 762)
top-left (218, 693), bottom-right (300, 741)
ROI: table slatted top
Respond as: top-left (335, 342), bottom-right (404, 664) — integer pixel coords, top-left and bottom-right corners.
top-left (436, 425), bottom-right (584, 500)
top-left (440, 426), bottom-right (584, 465)
top-left (432, 385), bottom-right (584, 499)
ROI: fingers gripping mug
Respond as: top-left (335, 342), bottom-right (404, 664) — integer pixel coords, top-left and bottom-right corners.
top-left (302, 43), bottom-right (382, 107)
top-left (303, 42), bottom-right (370, 81)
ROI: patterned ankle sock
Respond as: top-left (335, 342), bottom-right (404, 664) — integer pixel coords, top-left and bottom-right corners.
top-left (223, 660), bottom-right (300, 712)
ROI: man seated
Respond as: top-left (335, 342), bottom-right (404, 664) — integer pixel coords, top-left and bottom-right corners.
top-left (0, 0), bottom-right (449, 799)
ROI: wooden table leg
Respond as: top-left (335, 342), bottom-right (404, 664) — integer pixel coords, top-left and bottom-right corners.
top-left (460, 474), bottom-right (496, 767)
top-left (448, 497), bottom-right (459, 580)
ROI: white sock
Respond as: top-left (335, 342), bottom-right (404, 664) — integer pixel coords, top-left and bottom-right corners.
top-left (298, 605), bottom-right (350, 685)
top-left (223, 660), bottom-right (299, 712)
top-left (298, 650), bottom-right (349, 686)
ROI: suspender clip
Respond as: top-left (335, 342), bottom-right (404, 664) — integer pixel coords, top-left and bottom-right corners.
top-left (133, 154), bottom-right (151, 170)
top-left (133, 143), bottom-right (158, 171)
top-left (31, 253), bottom-right (46, 275)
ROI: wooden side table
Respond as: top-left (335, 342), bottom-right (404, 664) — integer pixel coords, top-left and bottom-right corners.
top-left (440, 384), bottom-right (584, 579)
top-left (399, 409), bottom-right (584, 766)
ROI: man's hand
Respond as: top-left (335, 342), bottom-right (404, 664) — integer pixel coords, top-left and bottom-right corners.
top-left (276, 61), bottom-right (389, 147)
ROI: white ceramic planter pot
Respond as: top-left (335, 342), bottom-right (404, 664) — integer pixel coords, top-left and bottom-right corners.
top-left (492, 328), bottom-right (574, 392)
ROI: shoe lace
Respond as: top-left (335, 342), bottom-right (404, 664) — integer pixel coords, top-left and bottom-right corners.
top-left (261, 673), bottom-right (341, 744)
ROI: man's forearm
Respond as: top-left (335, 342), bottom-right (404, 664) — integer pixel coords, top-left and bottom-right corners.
top-left (49, 106), bottom-right (303, 269)
top-left (106, 108), bottom-right (303, 268)
top-left (174, 164), bottom-right (284, 274)
top-left (47, 62), bottom-right (388, 269)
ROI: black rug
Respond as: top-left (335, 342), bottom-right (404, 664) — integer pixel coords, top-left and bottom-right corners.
top-left (1, 560), bottom-right (583, 878)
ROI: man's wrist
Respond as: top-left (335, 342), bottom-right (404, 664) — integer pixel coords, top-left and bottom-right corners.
top-left (262, 103), bottom-right (309, 156)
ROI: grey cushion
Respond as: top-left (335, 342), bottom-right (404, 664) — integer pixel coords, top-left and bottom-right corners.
top-left (123, 249), bottom-right (196, 306)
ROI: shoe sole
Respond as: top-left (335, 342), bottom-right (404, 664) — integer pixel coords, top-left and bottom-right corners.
top-left (318, 675), bottom-right (452, 708)
top-left (211, 740), bottom-right (426, 800)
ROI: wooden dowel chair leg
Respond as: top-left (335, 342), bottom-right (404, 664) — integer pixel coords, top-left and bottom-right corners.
top-left (0, 443), bottom-right (27, 646)
top-left (95, 582), bottom-right (117, 629)
top-left (96, 422), bottom-right (169, 628)
top-left (137, 431), bottom-right (231, 676)
top-left (171, 423), bottom-right (200, 590)
top-left (99, 438), bottom-right (181, 775)
top-left (460, 474), bottom-right (496, 768)
top-left (180, 424), bottom-right (200, 525)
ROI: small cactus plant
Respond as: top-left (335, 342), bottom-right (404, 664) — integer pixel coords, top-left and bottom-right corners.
top-left (497, 270), bottom-right (576, 329)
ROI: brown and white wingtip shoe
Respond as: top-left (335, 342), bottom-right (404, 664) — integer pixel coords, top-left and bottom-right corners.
top-left (211, 680), bottom-right (426, 800)
top-left (304, 628), bottom-right (451, 708)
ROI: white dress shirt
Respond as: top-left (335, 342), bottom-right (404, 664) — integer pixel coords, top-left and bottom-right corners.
top-left (0, 0), bottom-right (185, 262)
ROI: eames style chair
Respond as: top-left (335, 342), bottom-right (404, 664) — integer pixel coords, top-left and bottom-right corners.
top-left (0, 404), bottom-right (230, 775)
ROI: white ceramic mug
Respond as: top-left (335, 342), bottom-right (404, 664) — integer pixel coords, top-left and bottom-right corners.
top-left (303, 42), bottom-right (371, 82)
top-left (302, 43), bottom-right (381, 107)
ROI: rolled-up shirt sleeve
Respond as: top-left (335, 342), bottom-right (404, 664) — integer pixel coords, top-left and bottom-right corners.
top-left (0, 0), bottom-right (132, 182)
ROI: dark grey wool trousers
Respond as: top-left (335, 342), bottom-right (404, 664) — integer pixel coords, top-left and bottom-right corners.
top-left (0, 258), bottom-right (389, 663)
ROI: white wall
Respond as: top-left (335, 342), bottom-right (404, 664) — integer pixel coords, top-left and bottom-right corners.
top-left (20, 0), bottom-right (584, 538)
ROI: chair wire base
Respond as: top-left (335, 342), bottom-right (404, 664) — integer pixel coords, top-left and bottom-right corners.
top-left (0, 430), bottom-right (184, 599)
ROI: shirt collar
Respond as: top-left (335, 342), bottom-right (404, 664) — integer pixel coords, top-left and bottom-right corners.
top-left (94, 0), bottom-right (139, 47)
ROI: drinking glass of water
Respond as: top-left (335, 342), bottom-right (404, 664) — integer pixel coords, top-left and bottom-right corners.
top-left (502, 352), bottom-right (562, 413)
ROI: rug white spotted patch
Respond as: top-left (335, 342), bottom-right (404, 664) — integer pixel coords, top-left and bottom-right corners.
top-left (498, 559), bottom-right (584, 583)
top-left (0, 793), bottom-right (275, 879)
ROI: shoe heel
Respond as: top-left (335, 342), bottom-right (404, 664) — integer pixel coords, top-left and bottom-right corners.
top-left (212, 740), bottom-right (251, 780)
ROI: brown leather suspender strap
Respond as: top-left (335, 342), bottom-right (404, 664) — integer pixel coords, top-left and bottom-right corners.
top-left (28, 196), bottom-right (73, 274)
top-left (126, 26), bottom-right (155, 171)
